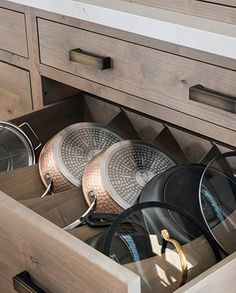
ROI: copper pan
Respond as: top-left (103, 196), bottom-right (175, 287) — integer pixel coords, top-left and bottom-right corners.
top-left (38, 122), bottom-right (123, 194)
top-left (82, 140), bottom-right (176, 214)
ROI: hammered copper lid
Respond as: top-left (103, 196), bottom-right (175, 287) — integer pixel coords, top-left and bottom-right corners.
top-left (98, 140), bottom-right (176, 210)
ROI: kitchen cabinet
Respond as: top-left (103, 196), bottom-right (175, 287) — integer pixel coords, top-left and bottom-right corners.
top-left (0, 0), bottom-right (235, 292)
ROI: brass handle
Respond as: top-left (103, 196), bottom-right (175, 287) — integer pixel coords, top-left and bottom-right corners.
top-left (161, 229), bottom-right (188, 287)
top-left (69, 48), bottom-right (111, 70)
top-left (13, 271), bottom-right (46, 293)
top-left (189, 84), bottom-right (236, 113)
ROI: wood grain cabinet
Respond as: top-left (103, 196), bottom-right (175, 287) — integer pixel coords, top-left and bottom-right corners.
top-left (0, 8), bottom-right (28, 58)
top-left (38, 18), bottom-right (236, 144)
top-left (0, 0), bottom-right (235, 292)
top-left (0, 62), bottom-right (32, 120)
top-left (0, 7), bottom-right (32, 120)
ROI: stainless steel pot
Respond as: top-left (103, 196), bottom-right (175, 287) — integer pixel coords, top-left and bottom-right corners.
top-left (82, 140), bottom-right (176, 213)
top-left (39, 122), bottom-right (123, 193)
top-left (0, 121), bottom-right (40, 172)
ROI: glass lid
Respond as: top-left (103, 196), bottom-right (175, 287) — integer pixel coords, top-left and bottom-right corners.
top-left (101, 202), bottom-right (221, 292)
top-left (199, 151), bottom-right (236, 254)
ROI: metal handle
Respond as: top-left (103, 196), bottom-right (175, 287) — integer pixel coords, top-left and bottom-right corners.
top-left (161, 229), bottom-right (188, 287)
top-left (63, 192), bottom-right (97, 230)
top-left (69, 48), bottom-right (111, 70)
top-left (19, 122), bottom-right (41, 150)
top-left (13, 271), bottom-right (46, 293)
top-left (189, 84), bottom-right (236, 113)
top-left (41, 173), bottom-right (53, 198)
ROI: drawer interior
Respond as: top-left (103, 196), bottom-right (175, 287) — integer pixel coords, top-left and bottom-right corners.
top-left (1, 94), bottom-right (234, 292)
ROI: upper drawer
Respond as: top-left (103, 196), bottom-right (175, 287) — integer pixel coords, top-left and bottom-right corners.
top-left (0, 8), bottom-right (28, 58)
top-left (0, 62), bottom-right (32, 119)
top-left (38, 19), bottom-right (236, 133)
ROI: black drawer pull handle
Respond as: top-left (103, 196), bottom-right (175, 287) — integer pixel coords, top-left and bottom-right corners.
top-left (69, 48), bottom-right (111, 70)
top-left (189, 84), bottom-right (236, 114)
top-left (13, 271), bottom-right (46, 293)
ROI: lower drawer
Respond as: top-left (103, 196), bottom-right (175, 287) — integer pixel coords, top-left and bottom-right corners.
top-left (0, 62), bottom-right (32, 119)
top-left (0, 96), bottom-right (235, 292)
top-left (0, 97), bottom-right (139, 292)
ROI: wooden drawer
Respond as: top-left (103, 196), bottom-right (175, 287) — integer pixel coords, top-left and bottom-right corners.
top-left (0, 97), bottom-right (140, 292)
top-left (203, 0), bottom-right (236, 6)
top-left (38, 19), bottom-right (236, 134)
top-left (0, 8), bottom-right (28, 58)
top-left (0, 96), bottom-right (235, 292)
top-left (0, 62), bottom-right (32, 119)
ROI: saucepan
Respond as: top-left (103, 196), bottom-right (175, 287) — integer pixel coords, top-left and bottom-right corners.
top-left (0, 121), bottom-right (40, 172)
top-left (64, 140), bottom-right (175, 230)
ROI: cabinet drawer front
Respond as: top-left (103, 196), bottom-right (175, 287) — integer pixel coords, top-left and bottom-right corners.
top-left (0, 192), bottom-right (139, 292)
top-left (0, 62), bottom-right (32, 119)
top-left (0, 8), bottom-right (28, 58)
top-left (38, 19), bottom-right (236, 133)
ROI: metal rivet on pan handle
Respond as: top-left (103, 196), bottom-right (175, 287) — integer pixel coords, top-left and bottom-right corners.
top-left (41, 173), bottom-right (53, 198)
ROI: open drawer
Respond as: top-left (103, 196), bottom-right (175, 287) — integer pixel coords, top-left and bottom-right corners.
top-left (0, 95), bottom-right (235, 292)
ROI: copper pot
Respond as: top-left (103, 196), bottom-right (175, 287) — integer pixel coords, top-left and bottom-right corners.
top-left (39, 122), bottom-right (123, 193)
top-left (82, 140), bottom-right (175, 214)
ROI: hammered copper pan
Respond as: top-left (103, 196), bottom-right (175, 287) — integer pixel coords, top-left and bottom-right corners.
top-left (39, 122), bottom-right (123, 193)
top-left (82, 140), bottom-right (175, 214)
top-left (82, 152), bottom-right (124, 214)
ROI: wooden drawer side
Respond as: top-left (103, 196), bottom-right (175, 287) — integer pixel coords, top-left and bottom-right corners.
top-left (0, 191), bottom-right (140, 292)
top-left (176, 252), bottom-right (236, 293)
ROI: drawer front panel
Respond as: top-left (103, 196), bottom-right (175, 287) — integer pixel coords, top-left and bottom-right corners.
top-left (38, 19), bottom-right (236, 132)
top-left (0, 192), bottom-right (139, 292)
top-left (0, 8), bottom-right (28, 57)
top-left (0, 62), bottom-right (32, 119)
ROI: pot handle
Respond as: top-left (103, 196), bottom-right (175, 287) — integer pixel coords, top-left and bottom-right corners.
top-left (63, 192), bottom-right (97, 230)
top-left (13, 271), bottom-right (47, 293)
top-left (161, 229), bottom-right (188, 287)
top-left (18, 122), bottom-right (41, 150)
top-left (41, 173), bottom-right (53, 198)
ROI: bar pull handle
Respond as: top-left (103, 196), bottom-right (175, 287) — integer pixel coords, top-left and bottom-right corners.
top-left (189, 85), bottom-right (236, 114)
top-left (161, 229), bottom-right (188, 287)
top-left (13, 271), bottom-right (47, 293)
top-left (69, 48), bottom-right (111, 70)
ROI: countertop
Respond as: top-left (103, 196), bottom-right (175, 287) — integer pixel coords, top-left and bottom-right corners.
top-left (6, 0), bottom-right (236, 59)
